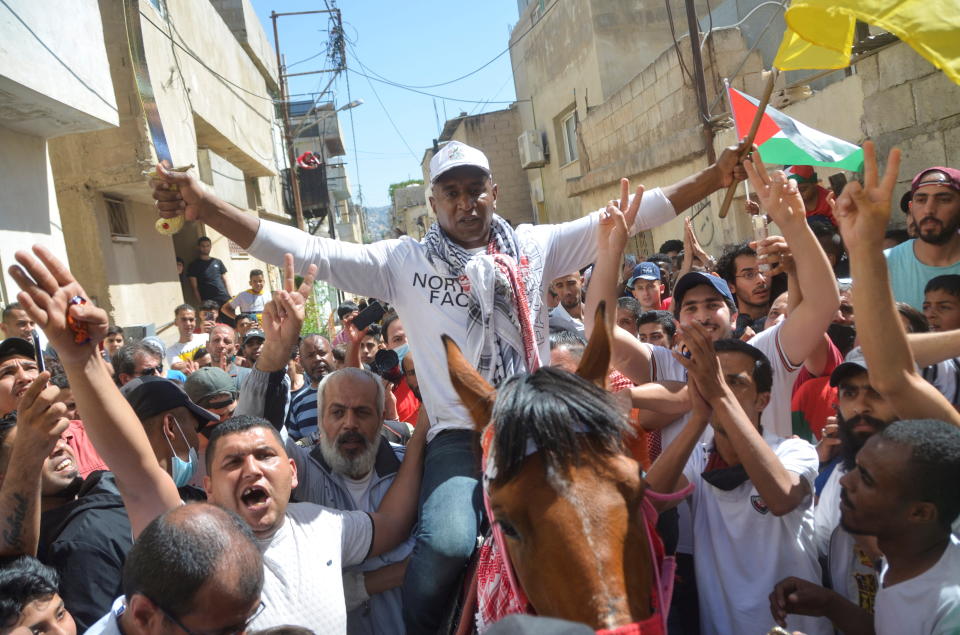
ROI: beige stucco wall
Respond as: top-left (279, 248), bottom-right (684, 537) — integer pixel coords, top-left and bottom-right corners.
top-left (0, 0), bottom-right (118, 307)
top-left (0, 0), bottom-right (118, 137)
top-left (0, 128), bottom-right (72, 306)
top-left (47, 0), bottom-right (283, 331)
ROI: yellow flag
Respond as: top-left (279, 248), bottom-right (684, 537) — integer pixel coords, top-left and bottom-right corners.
top-left (773, 0), bottom-right (960, 86)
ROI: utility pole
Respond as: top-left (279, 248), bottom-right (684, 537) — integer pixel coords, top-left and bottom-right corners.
top-left (271, 8), bottom-right (345, 231)
top-left (683, 0), bottom-right (717, 164)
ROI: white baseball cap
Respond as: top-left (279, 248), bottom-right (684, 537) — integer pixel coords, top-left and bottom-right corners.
top-left (429, 141), bottom-right (491, 183)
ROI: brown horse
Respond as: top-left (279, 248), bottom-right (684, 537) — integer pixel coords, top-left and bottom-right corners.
top-left (444, 303), bottom-right (662, 631)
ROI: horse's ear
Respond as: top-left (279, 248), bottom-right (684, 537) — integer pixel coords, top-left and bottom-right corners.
top-left (443, 335), bottom-right (496, 430)
top-left (576, 300), bottom-right (611, 388)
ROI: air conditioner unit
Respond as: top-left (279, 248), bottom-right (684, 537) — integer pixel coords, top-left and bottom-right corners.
top-left (518, 130), bottom-right (547, 169)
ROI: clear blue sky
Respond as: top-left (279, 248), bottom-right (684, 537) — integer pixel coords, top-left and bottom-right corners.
top-left (249, 0), bottom-right (520, 208)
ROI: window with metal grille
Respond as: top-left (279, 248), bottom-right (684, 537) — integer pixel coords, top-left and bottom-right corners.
top-left (105, 197), bottom-right (131, 237)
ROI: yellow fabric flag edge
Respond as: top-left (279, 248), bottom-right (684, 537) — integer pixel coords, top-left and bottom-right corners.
top-left (778, 2), bottom-right (960, 86)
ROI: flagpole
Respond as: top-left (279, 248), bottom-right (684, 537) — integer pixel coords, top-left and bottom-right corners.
top-left (718, 70), bottom-right (778, 219)
top-left (724, 77), bottom-right (754, 211)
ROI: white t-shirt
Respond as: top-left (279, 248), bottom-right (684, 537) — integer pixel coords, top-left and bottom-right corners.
top-left (228, 289), bottom-right (266, 316)
top-left (165, 333), bottom-right (209, 367)
top-left (247, 189), bottom-right (676, 442)
top-left (875, 535), bottom-right (960, 635)
top-left (343, 468), bottom-right (375, 511)
top-left (682, 433), bottom-right (831, 635)
top-left (250, 502), bottom-right (373, 633)
top-left (815, 464), bottom-right (844, 557)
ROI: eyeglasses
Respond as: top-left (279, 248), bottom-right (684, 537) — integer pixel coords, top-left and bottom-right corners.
top-left (734, 269), bottom-right (767, 282)
top-left (152, 598), bottom-right (265, 635)
top-left (137, 364), bottom-right (164, 377)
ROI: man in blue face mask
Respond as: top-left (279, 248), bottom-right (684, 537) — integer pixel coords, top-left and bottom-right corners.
top-left (120, 376), bottom-right (218, 494)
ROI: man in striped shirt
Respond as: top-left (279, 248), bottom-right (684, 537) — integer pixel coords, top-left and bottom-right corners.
top-left (285, 334), bottom-right (333, 442)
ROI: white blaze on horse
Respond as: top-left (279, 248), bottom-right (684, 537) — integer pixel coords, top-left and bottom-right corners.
top-left (444, 302), bottom-right (676, 633)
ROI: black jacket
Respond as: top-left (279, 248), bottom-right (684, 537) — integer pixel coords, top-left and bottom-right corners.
top-left (39, 471), bottom-right (132, 632)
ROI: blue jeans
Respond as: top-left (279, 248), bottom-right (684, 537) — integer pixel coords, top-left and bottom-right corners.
top-left (401, 429), bottom-right (482, 634)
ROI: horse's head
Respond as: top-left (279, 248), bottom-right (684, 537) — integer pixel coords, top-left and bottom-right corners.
top-left (444, 302), bottom-right (654, 630)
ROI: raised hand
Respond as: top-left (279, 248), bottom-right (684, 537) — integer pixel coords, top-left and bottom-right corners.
top-left (13, 372), bottom-right (69, 457)
top-left (261, 254), bottom-right (319, 352)
top-left (150, 163), bottom-right (217, 223)
top-left (833, 140), bottom-right (902, 252)
top-left (598, 178), bottom-right (644, 256)
top-left (9, 246), bottom-right (109, 365)
top-left (744, 151), bottom-right (806, 228)
top-left (672, 321), bottom-right (725, 401)
top-left (752, 235), bottom-right (794, 278)
top-left (714, 139), bottom-right (754, 188)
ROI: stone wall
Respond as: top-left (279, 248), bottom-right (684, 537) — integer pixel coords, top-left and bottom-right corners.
top-left (857, 42), bottom-right (960, 226)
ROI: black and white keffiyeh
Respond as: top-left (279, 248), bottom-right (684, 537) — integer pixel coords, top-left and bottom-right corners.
top-left (423, 214), bottom-right (542, 385)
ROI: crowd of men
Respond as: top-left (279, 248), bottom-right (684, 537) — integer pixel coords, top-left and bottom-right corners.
top-left (0, 139), bottom-right (959, 635)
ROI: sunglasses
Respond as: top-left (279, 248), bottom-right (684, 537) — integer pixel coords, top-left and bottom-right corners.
top-left (138, 364), bottom-right (164, 377)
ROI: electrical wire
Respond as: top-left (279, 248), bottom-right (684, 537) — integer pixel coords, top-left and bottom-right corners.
top-left (347, 67), bottom-right (520, 105)
top-left (340, 0), bottom-right (559, 91)
top-left (138, 10), bottom-right (276, 102)
top-left (707, 1), bottom-right (786, 113)
top-left (665, 0), bottom-right (694, 84)
top-left (0, 0), bottom-right (118, 113)
top-left (348, 54), bottom-right (419, 161)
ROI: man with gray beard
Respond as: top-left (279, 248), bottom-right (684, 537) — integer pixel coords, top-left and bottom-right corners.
top-left (287, 367), bottom-right (414, 635)
top-left (238, 330), bottom-right (414, 634)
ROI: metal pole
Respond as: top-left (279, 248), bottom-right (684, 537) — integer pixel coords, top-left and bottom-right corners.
top-left (272, 12), bottom-right (305, 231)
top-left (683, 0), bottom-right (717, 165)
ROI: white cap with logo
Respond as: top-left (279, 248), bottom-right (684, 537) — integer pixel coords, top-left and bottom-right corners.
top-left (429, 141), bottom-right (491, 183)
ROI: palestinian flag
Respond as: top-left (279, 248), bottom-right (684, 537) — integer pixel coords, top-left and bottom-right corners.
top-left (728, 86), bottom-right (864, 172)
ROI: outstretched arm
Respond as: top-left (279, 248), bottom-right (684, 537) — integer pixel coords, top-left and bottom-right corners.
top-left (583, 179), bottom-right (654, 384)
top-left (9, 247), bottom-right (182, 537)
top-left (0, 374), bottom-right (68, 557)
top-left (835, 142), bottom-right (960, 426)
top-left (368, 408), bottom-right (428, 557)
top-left (152, 165), bottom-right (259, 247)
top-left (662, 140), bottom-right (750, 214)
top-left (744, 154), bottom-right (840, 367)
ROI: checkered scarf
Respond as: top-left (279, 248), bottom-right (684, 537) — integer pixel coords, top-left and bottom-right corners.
top-left (423, 214), bottom-right (541, 384)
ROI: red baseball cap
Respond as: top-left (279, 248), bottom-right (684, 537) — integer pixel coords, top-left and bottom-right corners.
top-left (911, 167), bottom-right (960, 194)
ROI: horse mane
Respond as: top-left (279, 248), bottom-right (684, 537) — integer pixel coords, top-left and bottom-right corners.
top-left (490, 366), bottom-right (631, 489)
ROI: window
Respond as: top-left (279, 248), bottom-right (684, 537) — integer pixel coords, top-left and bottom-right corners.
top-left (105, 197), bottom-right (131, 238)
top-left (561, 111), bottom-right (579, 164)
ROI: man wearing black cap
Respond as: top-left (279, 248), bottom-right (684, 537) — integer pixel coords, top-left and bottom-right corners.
top-left (0, 337), bottom-right (40, 416)
top-left (240, 329), bottom-right (265, 367)
top-left (119, 376), bottom-right (219, 492)
top-left (886, 166), bottom-right (960, 310)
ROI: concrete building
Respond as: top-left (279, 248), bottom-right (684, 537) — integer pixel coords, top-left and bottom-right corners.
top-left (288, 99), bottom-right (362, 242)
top-left (508, 0), bottom-right (960, 259)
top-left (421, 106), bottom-right (534, 227)
top-left (42, 0), bottom-right (288, 338)
top-left (391, 183), bottom-right (431, 240)
top-left (0, 0), bottom-right (118, 308)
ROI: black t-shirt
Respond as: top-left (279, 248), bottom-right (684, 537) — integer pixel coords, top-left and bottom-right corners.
top-left (187, 257), bottom-right (229, 302)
